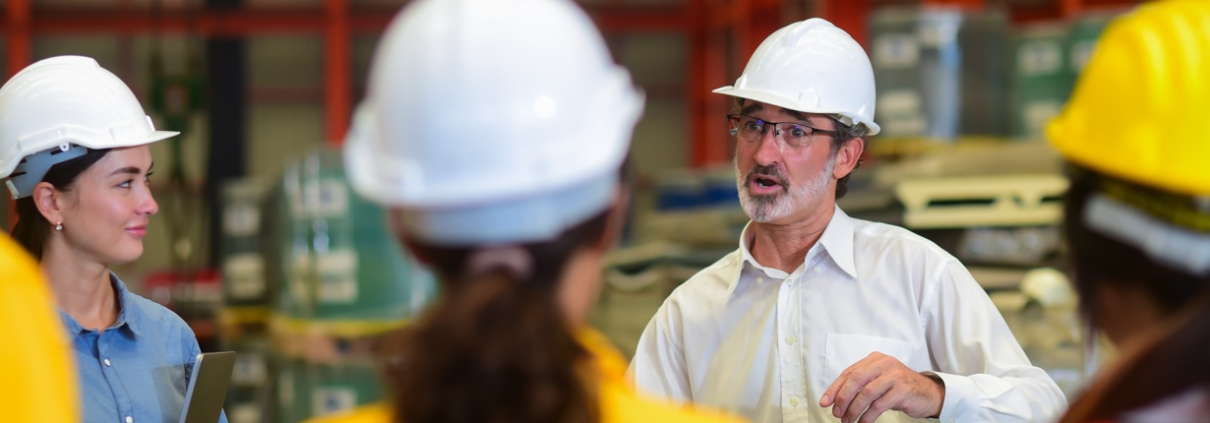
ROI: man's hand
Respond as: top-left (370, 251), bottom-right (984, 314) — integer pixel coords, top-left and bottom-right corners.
top-left (818, 352), bottom-right (945, 423)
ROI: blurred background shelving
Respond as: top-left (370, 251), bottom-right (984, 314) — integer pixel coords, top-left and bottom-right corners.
top-left (0, 0), bottom-right (1144, 421)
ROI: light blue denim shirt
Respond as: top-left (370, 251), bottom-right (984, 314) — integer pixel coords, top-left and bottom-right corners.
top-left (59, 272), bottom-right (227, 423)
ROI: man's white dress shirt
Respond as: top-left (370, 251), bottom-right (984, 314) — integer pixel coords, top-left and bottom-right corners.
top-left (629, 206), bottom-right (1066, 423)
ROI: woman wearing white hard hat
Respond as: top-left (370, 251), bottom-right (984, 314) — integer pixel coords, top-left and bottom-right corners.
top-left (0, 56), bottom-right (226, 423)
top-left (307, 0), bottom-right (745, 422)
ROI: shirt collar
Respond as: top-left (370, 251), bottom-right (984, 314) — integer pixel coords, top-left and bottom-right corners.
top-left (819, 206), bottom-right (858, 278)
top-left (110, 272), bottom-right (140, 337)
top-left (57, 271), bottom-right (140, 338)
top-left (729, 205), bottom-right (859, 295)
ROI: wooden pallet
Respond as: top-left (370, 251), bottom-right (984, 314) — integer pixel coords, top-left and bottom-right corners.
top-left (896, 174), bottom-right (1068, 229)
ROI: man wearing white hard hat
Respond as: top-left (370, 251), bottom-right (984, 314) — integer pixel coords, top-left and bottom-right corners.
top-left (629, 18), bottom-right (1065, 423)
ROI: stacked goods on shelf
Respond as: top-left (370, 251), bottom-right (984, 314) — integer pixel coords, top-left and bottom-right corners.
top-left (1067, 11), bottom-right (1125, 81)
top-left (1010, 23), bottom-right (1073, 140)
top-left (218, 179), bottom-right (273, 423)
top-left (870, 7), bottom-right (1010, 141)
top-left (268, 147), bottom-right (436, 422)
top-left (222, 180), bottom-right (270, 308)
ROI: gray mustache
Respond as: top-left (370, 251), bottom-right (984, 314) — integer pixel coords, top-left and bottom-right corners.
top-left (744, 164), bottom-right (789, 189)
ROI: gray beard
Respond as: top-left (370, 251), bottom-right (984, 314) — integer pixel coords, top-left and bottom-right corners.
top-left (735, 158), bottom-right (834, 223)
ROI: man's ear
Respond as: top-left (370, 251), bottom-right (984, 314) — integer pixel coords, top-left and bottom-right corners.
top-left (32, 182), bottom-right (65, 226)
top-left (832, 137), bottom-right (865, 180)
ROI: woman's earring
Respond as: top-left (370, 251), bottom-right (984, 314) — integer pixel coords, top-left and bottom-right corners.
top-left (55, 222), bottom-right (63, 231)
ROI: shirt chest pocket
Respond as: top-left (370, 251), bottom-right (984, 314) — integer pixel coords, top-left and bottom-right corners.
top-left (823, 334), bottom-right (914, 385)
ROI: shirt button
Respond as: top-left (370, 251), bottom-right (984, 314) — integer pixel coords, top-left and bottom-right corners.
top-left (813, 266), bottom-right (822, 274)
top-left (104, 359), bottom-right (112, 367)
top-left (786, 336), bottom-right (797, 345)
top-left (756, 277), bottom-right (764, 284)
top-left (126, 417), bottom-right (133, 423)
top-left (790, 397), bottom-right (799, 406)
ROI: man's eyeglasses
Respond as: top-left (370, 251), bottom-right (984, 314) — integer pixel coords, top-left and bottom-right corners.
top-left (727, 114), bottom-right (841, 148)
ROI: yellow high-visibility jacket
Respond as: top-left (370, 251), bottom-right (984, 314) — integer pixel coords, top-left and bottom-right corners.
top-left (0, 233), bottom-right (78, 422)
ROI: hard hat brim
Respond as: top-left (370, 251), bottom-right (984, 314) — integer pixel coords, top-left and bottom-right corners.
top-left (713, 86), bottom-right (881, 136)
top-left (0, 129), bottom-right (179, 180)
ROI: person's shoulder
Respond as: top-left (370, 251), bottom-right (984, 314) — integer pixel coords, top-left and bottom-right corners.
top-left (848, 216), bottom-right (957, 263)
top-left (601, 378), bottom-right (748, 423)
top-left (665, 250), bottom-right (742, 304)
top-left (304, 403), bottom-right (392, 423)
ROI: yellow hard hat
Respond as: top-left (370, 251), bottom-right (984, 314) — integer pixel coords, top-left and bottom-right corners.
top-left (0, 233), bottom-right (78, 421)
top-left (1048, 0), bottom-right (1210, 196)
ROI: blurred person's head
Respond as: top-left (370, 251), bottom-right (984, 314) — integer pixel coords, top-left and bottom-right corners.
top-left (342, 0), bottom-right (642, 421)
top-left (0, 233), bottom-right (79, 421)
top-left (715, 18), bottom-right (878, 224)
top-left (0, 56), bottom-right (175, 264)
top-left (1049, 1), bottom-right (1210, 420)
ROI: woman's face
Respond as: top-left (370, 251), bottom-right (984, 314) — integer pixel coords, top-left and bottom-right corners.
top-left (58, 146), bottom-right (158, 265)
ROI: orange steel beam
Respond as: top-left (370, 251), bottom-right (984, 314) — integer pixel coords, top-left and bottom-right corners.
top-left (6, 0), bottom-right (30, 77)
top-left (323, 0), bottom-right (351, 145)
top-left (923, 0), bottom-right (985, 7)
top-left (737, 0), bottom-right (780, 66)
top-left (689, 0), bottom-right (730, 167)
top-left (817, 0), bottom-right (870, 48)
top-left (1061, 0), bottom-right (1082, 16)
top-left (688, 0), bottom-right (707, 166)
top-left (0, 7), bottom-right (686, 36)
top-left (5, 0), bottom-right (30, 227)
top-left (594, 7), bottom-right (687, 32)
top-left (18, 10), bottom-right (386, 35)
top-left (1009, 0), bottom-right (1138, 23)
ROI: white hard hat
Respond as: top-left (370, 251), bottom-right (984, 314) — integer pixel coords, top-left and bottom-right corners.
top-left (714, 18), bottom-right (881, 135)
top-left (344, 0), bottom-right (644, 245)
top-left (0, 56), bottom-right (178, 199)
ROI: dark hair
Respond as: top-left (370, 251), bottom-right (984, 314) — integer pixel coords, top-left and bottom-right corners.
top-left (10, 148), bottom-right (111, 260)
top-left (1058, 164), bottom-right (1210, 421)
top-left (828, 117), bottom-right (868, 200)
top-left (385, 212), bottom-right (611, 423)
top-left (731, 98), bottom-right (868, 199)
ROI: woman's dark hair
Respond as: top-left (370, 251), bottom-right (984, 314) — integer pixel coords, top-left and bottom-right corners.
top-left (1059, 164), bottom-right (1210, 421)
top-left (384, 167), bottom-right (627, 423)
top-left (10, 148), bottom-right (111, 260)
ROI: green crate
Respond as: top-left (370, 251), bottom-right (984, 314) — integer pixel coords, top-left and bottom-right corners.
top-left (1010, 23), bottom-right (1072, 139)
top-left (306, 361), bottom-right (386, 419)
top-left (1067, 11), bottom-right (1127, 79)
top-left (221, 180), bottom-right (271, 307)
top-left (870, 7), bottom-right (1011, 140)
top-left (272, 148), bottom-right (437, 323)
top-left (274, 355), bottom-right (386, 422)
